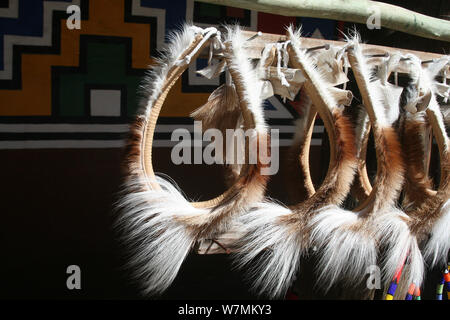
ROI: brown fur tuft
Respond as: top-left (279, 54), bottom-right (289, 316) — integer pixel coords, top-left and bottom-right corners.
top-left (191, 83), bottom-right (244, 186)
top-left (408, 150), bottom-right (450, 239)
top-left (401, 117), bottom-right (434, 208)
top-left (364, 126), bottom-right (405, 213)
top-left (190, 83), bottom-right (242, 134)
top-left (121, 116), bottom-right (148, 188)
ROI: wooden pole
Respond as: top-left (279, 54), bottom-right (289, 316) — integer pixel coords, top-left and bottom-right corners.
top-left (197, 0), bottom-right (450, 42)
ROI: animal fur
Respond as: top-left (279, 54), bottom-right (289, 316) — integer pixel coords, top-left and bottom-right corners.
top-left (307, 35), bottom-right (424, 298)
top-left (442, 105), bottom-right (450, 129)
top-left (115, 174), bottom-right (209, 295)
top-left (115, 25), bottom-right (269, 296)
top-left (308, 126), bottom-right (421, 295)
top-left (233, 27), bottom-right (359, 298)
top-left (401, 111), bottom-right (434, 209)
top-left (191, 83), bottom-right (242, 135)
top-left (422, 199), bottom-right (450, 267)
top-left (190, 83), bottom-right (244, 184)
top-left (401, 57), bottom-right (450, 269)
top-left (232, 201), bottom-right (300, 298)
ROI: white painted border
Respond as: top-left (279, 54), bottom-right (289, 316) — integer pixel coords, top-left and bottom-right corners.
top-left (0, 123), bottom-right (322, 134)
top-left (0, 138), bottom-right (321, 149)
top-left (131, 0), bottom-right (165, 50)
top-left (0, 139), bottom-right (125, 149)
top-left (0, 0), bottom-right (19, 18)
top-left (0, 123), bottom-right (129, 133)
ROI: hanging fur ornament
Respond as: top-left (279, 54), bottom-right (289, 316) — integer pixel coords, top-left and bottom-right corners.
top-left (114, 25), bottom-right (269, 296)
top-left (232, 26), bottom-right (359, 299)
top-left (181, 32), bottom-right (306, 298)
top-left (304, 34), bottom-right (424, 298)
top-left (346, 54), bottom-right (449, 299)
top-left (349, 53), bottom-right (429, 299)
top-left (292, 51), bottom-right (419, 299)
top-left (402, 55), bottom-right (450, 270)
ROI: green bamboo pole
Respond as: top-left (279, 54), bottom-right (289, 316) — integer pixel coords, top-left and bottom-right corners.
top-left (197, 0), bottom-right (450, 42)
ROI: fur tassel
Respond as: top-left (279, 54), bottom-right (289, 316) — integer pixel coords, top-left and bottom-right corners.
top-left (375, 208), bottom-right (424, 291)
top-left (191, 83), bottom-right (242, 134)
top-left (232, 201), bottom-right (299, 299)
top-left (115, 175), bottom-right (209, 295)
top-left (190, 83), bottom-right (244, 182)
top-left (117, 89), bottom-right (211, 296)
top-left (309, 205), bottom-right (377, 292)
top-left (422, 200), bottom-right (450, 267)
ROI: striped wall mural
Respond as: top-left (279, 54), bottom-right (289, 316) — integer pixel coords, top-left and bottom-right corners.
top-left (0, 0), bottom-right (339, 149)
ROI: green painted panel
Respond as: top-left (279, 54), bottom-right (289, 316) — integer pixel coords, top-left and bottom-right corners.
top-left (58, 40), bottom-right (145, 118)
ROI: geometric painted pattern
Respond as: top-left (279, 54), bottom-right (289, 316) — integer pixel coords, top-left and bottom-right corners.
top-left (0, 0), bottom-right (338, 149)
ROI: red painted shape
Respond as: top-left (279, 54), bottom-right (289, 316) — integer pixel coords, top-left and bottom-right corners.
top-left (337, 21), bottom-right (346, 40)
top-left (226, 7), bottom-right (245, 19)
top-left (257, 12), bottom-right (297, 35)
